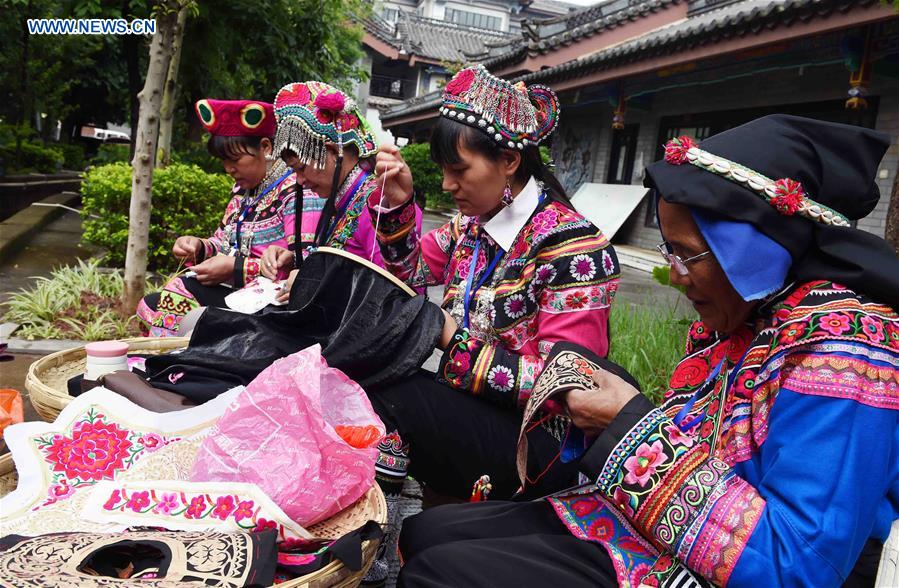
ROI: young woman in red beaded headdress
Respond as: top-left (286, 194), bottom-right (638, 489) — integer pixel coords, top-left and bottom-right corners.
top-left (136, 99), bottom-right (301, 337)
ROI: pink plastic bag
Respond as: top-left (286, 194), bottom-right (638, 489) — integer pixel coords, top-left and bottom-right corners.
top-left (190, 344), bottom-right (385, 526)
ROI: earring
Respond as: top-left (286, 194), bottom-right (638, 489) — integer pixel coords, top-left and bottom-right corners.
top-left (501, 179), bottom-right (514, 207)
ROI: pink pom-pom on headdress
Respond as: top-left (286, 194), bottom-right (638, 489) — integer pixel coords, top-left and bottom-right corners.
top-left (314, 91), bottom-right (346, 113)
top-left (664, 135), bottom-right (698, 165)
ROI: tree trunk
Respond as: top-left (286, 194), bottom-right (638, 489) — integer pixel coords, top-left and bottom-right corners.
top-left (156, 6), bottom-right (188, 169)
top-left (886, 168), bottom-right (899, 258)
top-left (121, 2), bottom-right (180, 314)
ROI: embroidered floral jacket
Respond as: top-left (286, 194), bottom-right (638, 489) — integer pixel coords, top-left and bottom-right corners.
top-left (372, 177), bottom-right (620, 409)
top-left (201, 170), bottom-right (305, 286)
top-left (549, 281), bottom-right (899, 587)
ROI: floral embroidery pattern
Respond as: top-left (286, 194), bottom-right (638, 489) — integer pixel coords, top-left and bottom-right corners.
top-left (487, 365), bottom-right (514, 392)
top-left (503, 294), bottom-right (527, 319)
top-left (33, 408), bottom-right (179, 508)
top-left (569, 254), bottom-right (597, 282)
top-left (623, 440), bottom-right (667, 487)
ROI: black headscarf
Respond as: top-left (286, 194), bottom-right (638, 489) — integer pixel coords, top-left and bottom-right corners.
top-left (644, 114), bottom-right (899, 308)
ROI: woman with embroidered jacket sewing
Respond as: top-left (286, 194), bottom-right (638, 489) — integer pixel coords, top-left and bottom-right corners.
top-left (137, 99), bottom-right (301, 337)
top-left (257, 81), bottom-right (404, 301)
top-left (355, 66), bottom-right (622, 585)
top-left (397, 115), bottom-right (899, 588)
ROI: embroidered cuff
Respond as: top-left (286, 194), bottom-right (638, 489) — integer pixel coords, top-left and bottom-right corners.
top-left (436, 328), bottom-right (481, 391)
top-left (374, 197), bottom-right (417, 244)
top-left (579, 394), bottom-right (657, 481)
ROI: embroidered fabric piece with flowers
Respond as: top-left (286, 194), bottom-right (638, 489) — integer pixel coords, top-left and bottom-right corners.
top-left (82, 480), bottom-right (312, 542)
top-left (0, 385), bottom-right (243, 536)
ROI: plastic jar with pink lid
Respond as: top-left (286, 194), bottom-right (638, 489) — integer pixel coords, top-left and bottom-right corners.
top-left (84, 341), bottom-right (130, 381)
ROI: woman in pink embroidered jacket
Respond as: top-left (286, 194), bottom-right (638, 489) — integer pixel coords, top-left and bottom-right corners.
top-left (137, 99), bottom-right (305, 337)
top-left (397, 116), bottom-right (899, 588)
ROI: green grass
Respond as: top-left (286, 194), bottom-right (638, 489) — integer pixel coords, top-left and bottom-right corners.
top-left (609, 301), bottom-right (693, 405)
top-left (2, 259), bottom-right (164, 341)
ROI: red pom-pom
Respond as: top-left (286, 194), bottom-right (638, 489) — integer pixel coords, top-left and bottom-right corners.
top-left (314, 91), bottom-right (346, 113)
top-left (770, 178), bottom-right (805, 215)
top-left (664, 135), bottom-right (698, 165)
top-left (445, 68), bottom-right (475, 96)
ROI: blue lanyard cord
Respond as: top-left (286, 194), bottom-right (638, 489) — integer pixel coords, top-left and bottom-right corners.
top-left (462, 232), bottom-right (505, 330)
top-left (673, 344), bottom-right (752, 432)
top-left (324, 170), bottom-right (370, 242)
top-left (234, 170), bottom-right (293, 250)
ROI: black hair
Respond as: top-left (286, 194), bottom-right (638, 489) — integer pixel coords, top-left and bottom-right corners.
top-left (429, 117), bottom-right (570, 207)
top-left (207, 135), bottom-right (270, 160)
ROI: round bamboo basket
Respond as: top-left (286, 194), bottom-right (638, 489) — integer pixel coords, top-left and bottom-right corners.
top-left (25, 337), bottom-right (190, 421)
top-left (0, 453), bottom-right (385, 587)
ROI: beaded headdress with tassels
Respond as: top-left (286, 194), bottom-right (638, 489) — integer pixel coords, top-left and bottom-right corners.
top-left (439, 65), bottom-right (560, 150)
top-left (273, 81), bottom-right (378, 170)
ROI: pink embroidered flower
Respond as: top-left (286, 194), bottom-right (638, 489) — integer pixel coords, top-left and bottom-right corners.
top-left (162, 313), bottom-right (178, 329)
top-left (819, 312), bottom-right (852, 336)
top-left (570, 497), bottom-right (598, 517)
top-left (689, 322), bottom-right (710, 341)
top-left (535, 263), bottom-right (556, 284)
top-left (612, 487), bottom-right (635, 517)
top-left (445, 68), bottom-right (475, 96)
top-left (314, 91), bottom-right (346, 113)
top-left (663, 424), bottom-right (695, 448)
top-left (777, 321), bottom-right (808, 346)
top-left (769, 178), bottom-right (805, 216)
top-left (212, 495), bottom-right (237, 520)
top-left (255, 518), bottom-right (278, 532)
top-left (279, 83), bottom-right (311, 106)
top-left (623, 440), bottom-right (667, 487)
top-left (315, 109), bottom-right (334, 124)
top-left (47, 479), bottom-right (75, 502)
top-left (155, 492), bottom-right (179, 515)
top-left (338, 112), bottom-right (359, 131)
top-left (669, 357), bottom-right (709, 389)
top-left (733, 371), bottom-right (756, 398)
top-left (602, 250), bottom-right (616, 276)
top-left (564, 291), bottom-right (588, 310)
top-left (569, 254), bottom-right (596, 282)
top-left (446, 351), bottom-right (471, 379)
top-left (456, 249), bottom-right (486, 280)
top-left (503, 294), bottom-right (527, 319)
top-left (487, 365), bottom-right (514, 392)
top-left (45, 419), bottom-right (133, 482)
top-left (588, 516), bottom-right (614, 541)
top-left (185, 495), bottom-right (207, 519)
top-left (233, 500), bottom-right (255, 521)
top-left (531, 209), bottom-right (558, 236)
top-left (629, 563), bottom-right (653, 587)
top-left (140, 433), bottom-right (163, 452)
top-left (860, 315), bottom-right (886, 343)
top-left (663, 135), bottom-right (697, 165)
top-left (126, 490), bottom-right (151, 512)
top-left (887, 323), bottom-right (899, 350)
top-left (103, 489), bottom-right (122, 511)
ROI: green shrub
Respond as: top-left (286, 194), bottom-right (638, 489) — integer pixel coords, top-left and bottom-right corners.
top-left (0, 141), bottom-right (65, 174)
top-left (57, 142), bottom-right (87, 170)
top-left (81, 162), bottom-right (233, 273)
top-left (401, 142), bottom-right (452, 210)
top-left (91, 143), bottom-right (131, 165)
top-left (1, 259), bottom-right (149, 341)
top-left (171, 142), bottom-right (222, 175)
top-left (608, 301), bottom-right (692, 404)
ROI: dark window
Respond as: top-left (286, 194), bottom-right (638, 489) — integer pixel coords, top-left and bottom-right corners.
top-left (643, 98), bottom-right (879, 227)
top-left (445, 8), bottom-right (501, 30)
top-left (606, 124), bottom-right (640, 185)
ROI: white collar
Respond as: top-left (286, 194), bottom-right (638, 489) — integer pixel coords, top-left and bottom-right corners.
top-left (482, 177), bottom-right (541, 251)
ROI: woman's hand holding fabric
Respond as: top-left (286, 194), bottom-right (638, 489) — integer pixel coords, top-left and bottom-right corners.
top-left (173, 236), bottom-right (203, 262)
top-left (375, 144), bottom-right (414, 209)
top-left (192, 255), bottom-right (235, 286)
top-left (260, 245), bottom-right (294, 280)
top-left (277, 269), bottom-right (298, 303)
top-left (564, 369), bottom-right (639, 437)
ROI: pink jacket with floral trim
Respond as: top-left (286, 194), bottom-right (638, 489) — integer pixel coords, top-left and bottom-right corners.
top-left (372, 189), bottom-right (620, 410)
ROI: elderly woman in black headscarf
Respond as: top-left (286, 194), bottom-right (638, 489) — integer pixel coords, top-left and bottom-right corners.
top-left (396, 115), bottom-right (899, 588)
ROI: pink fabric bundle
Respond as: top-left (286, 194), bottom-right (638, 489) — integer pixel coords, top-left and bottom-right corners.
top-left (191, 344), bottom-right (384, 526)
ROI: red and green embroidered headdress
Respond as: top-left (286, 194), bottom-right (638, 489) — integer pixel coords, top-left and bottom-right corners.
top-left (273, 81), bottom-right (378, 169)
top-left (194, 99), bottom-right (276, 137)
top-left (439, 65), bottom-right (560, 150)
